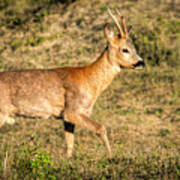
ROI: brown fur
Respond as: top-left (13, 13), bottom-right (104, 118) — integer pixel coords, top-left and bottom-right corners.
top-left (0, 16), bottom-right (144, 157)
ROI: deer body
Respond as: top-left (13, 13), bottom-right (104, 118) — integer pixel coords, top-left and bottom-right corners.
top-left (0, 9), bottom-right (145, 157)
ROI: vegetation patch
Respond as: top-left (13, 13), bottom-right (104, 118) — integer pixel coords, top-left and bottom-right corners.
top-left (0, 0), bottom-right (179, 179)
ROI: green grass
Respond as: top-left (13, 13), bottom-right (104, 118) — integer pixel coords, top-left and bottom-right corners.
top-left (0, 0), bottom-right (180, 179)
top-left (1, 148), bottom-right (179, 179)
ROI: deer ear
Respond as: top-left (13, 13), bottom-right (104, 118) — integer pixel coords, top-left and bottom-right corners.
top-left (105, 23), bottom-right (115, 43)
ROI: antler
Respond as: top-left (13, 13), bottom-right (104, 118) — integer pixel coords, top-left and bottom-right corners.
top-left (107, 8), bottom-right (124, 37)
top-left (115, 9), bottom-right (128, 37)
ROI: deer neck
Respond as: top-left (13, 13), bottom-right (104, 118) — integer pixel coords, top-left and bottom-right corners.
top-left (85, 47), bottom-right (121, 94)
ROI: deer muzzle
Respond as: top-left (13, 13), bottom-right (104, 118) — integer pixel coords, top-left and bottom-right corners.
top-left (134, 61), bottom-right (145, 69)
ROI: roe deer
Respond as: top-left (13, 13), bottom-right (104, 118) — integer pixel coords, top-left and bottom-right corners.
top-left (0, 9), bottom-right (144, 158)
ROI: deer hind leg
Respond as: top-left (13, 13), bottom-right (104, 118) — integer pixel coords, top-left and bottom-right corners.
top-left (64, 112), bottom-right (111, 157)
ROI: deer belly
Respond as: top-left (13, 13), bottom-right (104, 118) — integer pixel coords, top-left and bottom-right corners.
top-left (14, 94), bottom-right (65, 118)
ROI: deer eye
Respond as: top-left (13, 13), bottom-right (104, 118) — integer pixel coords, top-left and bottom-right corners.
top-left (122, 48), bottom-right (129, 53)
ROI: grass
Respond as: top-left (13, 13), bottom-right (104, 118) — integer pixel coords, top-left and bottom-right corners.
top-left (0, 0), bottom-right (180, 179)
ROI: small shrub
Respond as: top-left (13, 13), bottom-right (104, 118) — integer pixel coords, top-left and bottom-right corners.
top-left (29, 151), bottom-right (53, 179)
top-left (12, 147), bottom-right (55, 179)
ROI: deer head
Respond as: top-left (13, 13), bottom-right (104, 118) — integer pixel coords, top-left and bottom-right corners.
top-left (105, 8), bottom-right (145, 69)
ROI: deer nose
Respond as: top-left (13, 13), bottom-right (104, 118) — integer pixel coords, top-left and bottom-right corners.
top-left (134, 59), bottom-right (145, 69)
top-left (135, 61), bottom-right (145, 67)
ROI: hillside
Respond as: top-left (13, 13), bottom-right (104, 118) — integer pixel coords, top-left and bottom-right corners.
top-left (0, 0), bottom-right (180, 179)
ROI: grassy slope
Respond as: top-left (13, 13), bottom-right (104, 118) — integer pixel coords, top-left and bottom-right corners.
top-left (0, 0), bottom-right (180, 179)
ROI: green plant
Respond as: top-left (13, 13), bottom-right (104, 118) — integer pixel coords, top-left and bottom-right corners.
top-left (11, 40), bottom-right (21, 50)
top-left (29, 150), bottom-right (53, 178)
top-left (158, 129), bottom-right (170, 137)
top-left (11, 147), bottom-right (56, 179)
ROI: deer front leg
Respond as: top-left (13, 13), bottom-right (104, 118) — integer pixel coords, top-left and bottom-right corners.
top-left (64, 112), bottom-right (111, 157)
top-left (63, 121), bottom-right (75, 158)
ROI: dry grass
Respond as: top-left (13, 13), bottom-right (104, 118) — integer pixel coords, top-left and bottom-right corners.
top-left (0, 0), bottom-right (180, 179)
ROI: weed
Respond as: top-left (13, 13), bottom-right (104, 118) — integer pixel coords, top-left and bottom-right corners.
top-left (175, 108), bottom-right (180, 115)
top-left (100, 5), bottom-right (107, 13)
top-left (158, 129), bottom-right (170, 137)
top-left (5, 16), bottom-right (26, 29)
top-left (145, 108), bottom-right (164, 117)
top-left (11, 40), bottom-right (21, 51)
top-left (11, 147), bottom-right (56, 179)
top-left (25, 36), bottom-right (46, 47)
